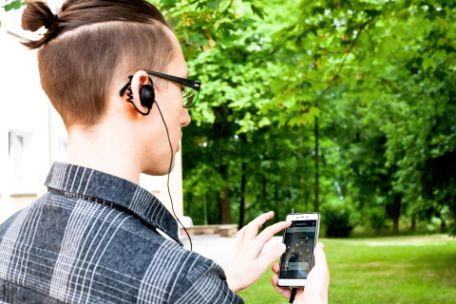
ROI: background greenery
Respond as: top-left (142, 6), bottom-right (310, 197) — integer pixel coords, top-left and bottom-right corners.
top-left (5, 0), bottom-right (453, 235)
top-left (154, 0), bottom-right (456, 236)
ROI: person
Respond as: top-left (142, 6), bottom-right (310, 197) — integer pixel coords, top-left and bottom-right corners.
top-left (0, 0), bottom-right (329, 303)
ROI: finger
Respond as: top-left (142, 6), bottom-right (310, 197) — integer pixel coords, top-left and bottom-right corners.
top-left (306, 243), bottom-right (330, 303)
top-left (249, 221), bottom-right (290, 258)
top-left (253, 220), bottom-right (291, 253)
top-left (235, 226), bottom-right (247, 247)
top-left (256, 243), bottom-right (286, 268)
top-left (271, 263), bottom-right (280, 274)
top-left (237, 226), bottom-right (247, 236)
top-left (243, 211), bottom-right (275, 241)
top-left (313, 242), bottom-right (328, 270)
top-left (271, 274), bottom-right (291, 299)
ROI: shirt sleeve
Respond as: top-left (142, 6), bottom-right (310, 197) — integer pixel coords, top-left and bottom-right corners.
top-left (171, 256), bottom-right (244, 304)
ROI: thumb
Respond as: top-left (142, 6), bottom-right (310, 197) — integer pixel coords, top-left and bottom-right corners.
top-left (258, 243), bottom-right (286, 266)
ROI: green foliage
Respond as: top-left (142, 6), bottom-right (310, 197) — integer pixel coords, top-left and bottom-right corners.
top-left (2, 0), bottom-right (24, 12)
top-left (2, 0), bottom-right (453, 233)
top-left (321, 200), bottom-right (355, 237)
top-left (7, 0), bottom-right (450, 233)
top-left (158, 0), bottom-right (456, 234)
top-left (367, 207), bottom-right (388, 230)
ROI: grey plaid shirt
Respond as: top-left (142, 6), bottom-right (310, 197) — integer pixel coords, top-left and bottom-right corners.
top-left (0, 162), bottom-right (243, 304)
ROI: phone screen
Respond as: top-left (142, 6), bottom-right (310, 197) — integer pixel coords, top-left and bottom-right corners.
top-left (279, 220), bottom-right (317, 279)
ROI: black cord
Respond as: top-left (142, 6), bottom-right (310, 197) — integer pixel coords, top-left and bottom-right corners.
top-left (155, 101), bottom-right (193, 251)
top-left (289, 288), bottom-right (297, 303)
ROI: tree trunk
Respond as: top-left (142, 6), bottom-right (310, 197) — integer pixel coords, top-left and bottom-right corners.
top-left (453, 205), bottom-right (456, 230)
top-left (212, 106), bottom-right (232, 224)
top-left (392, 193), bottom-right (401, 235)
top-left (314, 116), bottom-right (320, 212)
top-left (410, 215), bottom-right (416, 232)
top-left (262, 175), bottom-right (267, 200)
top-left (186, 193), bottom-right (192, 216)
top-left (440, 218), bottom-right (446, 232)
top-left (220, 187), bottom-right (232, 224)
top-left (274, 182), bottom-right (280, 220)
top-left (203, 194), bottom-right (208, 225)
top-left (219, 164), bottom-right (232, 224)
top-left (239, 161), bottom-right (247, 228)
top-left (304, 190), bottom-right (310, 211)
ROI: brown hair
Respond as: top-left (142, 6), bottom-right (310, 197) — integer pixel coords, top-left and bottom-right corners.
top-left (21, 0), bottom-right (175, 126)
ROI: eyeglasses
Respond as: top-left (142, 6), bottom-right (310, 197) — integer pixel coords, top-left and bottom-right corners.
top-left (119, 70), bottom-right (201, 108)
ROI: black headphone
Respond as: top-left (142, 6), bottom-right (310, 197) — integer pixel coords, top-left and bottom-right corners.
top-left (124, 76), bottom-right (155, 116)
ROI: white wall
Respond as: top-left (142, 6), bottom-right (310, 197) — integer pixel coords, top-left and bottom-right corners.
top-left (0, 31), bottom-right (50, 193)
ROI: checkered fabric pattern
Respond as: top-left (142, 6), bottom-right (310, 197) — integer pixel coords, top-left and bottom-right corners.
top-left (0, 162), bottom-right (243, 304)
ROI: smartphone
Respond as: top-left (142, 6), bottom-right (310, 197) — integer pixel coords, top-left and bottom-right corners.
top-left (277, 213), bottom-right (320, 287)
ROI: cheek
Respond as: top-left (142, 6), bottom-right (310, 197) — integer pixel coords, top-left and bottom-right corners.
top-left (155, 90), bottom-right (183, 131)
top-left (169, 92), bottom-right (185, 122)
top-left (158, 89), bottom-right (182, 111)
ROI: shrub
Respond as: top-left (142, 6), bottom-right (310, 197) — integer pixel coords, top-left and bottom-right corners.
top-left (321, 201), bottom-right (355, 237)
top-left (368, 207), bottom-right (388, 230)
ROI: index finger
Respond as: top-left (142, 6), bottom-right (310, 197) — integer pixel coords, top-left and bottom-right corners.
top-left (254, 220), bottom-right (291, 252)
top-left (243, 211), bottom-right (275, 241)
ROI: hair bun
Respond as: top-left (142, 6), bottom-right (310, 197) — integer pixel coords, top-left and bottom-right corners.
top-left (22, 1), bottom-right (57, 32)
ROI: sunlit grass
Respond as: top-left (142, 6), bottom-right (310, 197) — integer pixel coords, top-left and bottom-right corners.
top-left (239, 235), bottom-right (456, 304)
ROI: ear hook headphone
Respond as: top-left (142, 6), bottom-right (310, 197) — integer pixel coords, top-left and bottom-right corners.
top-left (120, 74), bottom-right (194, 251)
top-left (124, 75), bottom-right (155, 115)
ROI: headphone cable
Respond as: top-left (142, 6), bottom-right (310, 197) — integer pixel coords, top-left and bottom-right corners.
top-left (155, 101), bottom-right (193, 251)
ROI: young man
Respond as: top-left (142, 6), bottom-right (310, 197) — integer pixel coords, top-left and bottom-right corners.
top-left (0, 1), bottom-right (328, 303)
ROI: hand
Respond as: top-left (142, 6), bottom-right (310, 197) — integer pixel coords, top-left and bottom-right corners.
top-left (224, 211), bottom-right (291, 292)
top-left (271, 242), bottom-right (330, 304)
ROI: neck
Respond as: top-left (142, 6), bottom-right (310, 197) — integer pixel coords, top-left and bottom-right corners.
top-left (66, 122), bottom-right (141, 184)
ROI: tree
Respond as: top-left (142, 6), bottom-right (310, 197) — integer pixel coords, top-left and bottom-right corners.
top-left (4, 0), bottom-right (454, 233)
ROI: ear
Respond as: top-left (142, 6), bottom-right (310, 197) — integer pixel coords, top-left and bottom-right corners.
top-left (129, 70), bottom-right (152, 115)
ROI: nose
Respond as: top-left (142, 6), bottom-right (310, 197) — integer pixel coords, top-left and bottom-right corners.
top-left (180, 108), bottom-right (191, 127)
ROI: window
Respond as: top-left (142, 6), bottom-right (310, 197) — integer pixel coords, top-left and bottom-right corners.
top-left (8, 130), bottom-right (35, 195)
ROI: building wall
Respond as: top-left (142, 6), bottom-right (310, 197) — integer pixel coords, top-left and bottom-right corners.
top-left (0, 6), bottom-right (184, 224)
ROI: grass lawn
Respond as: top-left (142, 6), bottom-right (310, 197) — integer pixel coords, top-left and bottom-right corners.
top-left (239, 234), bottom-right (456, 304)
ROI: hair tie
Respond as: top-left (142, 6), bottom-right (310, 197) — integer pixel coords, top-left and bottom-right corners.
top-left (44, 14), bottom-right (58, 29)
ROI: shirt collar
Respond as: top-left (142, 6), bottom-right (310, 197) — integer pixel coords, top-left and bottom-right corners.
top-left (45, 162), bottom-right (181, 245)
